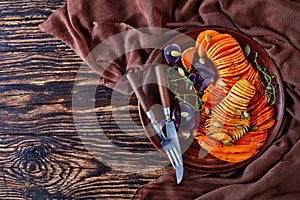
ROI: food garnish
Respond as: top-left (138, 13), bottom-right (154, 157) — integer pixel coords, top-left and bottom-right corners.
top-left (253, 52), bottom-right (277, 105)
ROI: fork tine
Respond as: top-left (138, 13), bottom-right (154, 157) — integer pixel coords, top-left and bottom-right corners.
top-left (169, 149), bottom-right (179, 167)
top-left (173, 147), bottom-right (183, 165)
top-left (165, 150), bottom-right (175, 168)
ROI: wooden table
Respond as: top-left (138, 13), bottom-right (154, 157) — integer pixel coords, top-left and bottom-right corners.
top-left (0, 1), bottom-right (170, 199)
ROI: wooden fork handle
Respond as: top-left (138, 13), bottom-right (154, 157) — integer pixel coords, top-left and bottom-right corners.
top-left (127, 71), bottom-right (151, 112)
top-left (155, 66), bottom-right (171, 108)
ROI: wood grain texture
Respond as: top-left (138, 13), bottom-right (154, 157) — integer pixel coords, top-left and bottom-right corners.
top-left (0, 0), bottom-right (72, 52)
top-left (0, 135), bottom-right (169, 199)
top-left (0, 0), bottom-right (170, 199)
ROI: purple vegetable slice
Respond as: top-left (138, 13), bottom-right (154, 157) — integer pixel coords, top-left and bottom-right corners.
top-left (172, 103), bottom-right (198, 131)
top-left (194, 63), bottom-right (215, 77)
top-left (188, 73), bottom-right (197, 83)
top-left (164, 44), bottom-right (182, 64)
top-left (199, 77), bottom-right (214, 92)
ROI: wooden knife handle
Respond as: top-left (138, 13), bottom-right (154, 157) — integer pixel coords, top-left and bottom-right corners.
top-left (127, 72), bottom-right (151, 112)
top-left (155, 66), bottom-right (170, 108)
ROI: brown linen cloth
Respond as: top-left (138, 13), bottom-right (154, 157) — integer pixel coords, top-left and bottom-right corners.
top-left (40, 0), bottom-right (300, 199)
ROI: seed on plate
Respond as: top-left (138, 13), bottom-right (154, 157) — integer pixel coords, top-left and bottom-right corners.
top-left (205, 33), bottom-right (211, 43)
top-left (232, 76), bottom-right (241, 80)
top-left (244, 44), bottom-right (251, 57)
top-left (249, 126), bottom-right (258, 131)
top-left (213, 122), bottom-right (222, 128)
top-left (224, 142), bottom-right (233, 146)
top-left (178, 67), bottom-right (185, 77)
top-left (236, 125), bottom-right (245, 130)
top-left (205, 108), bottom-right (211, 115)
top-left (180, 112), bottom-right (189, 118)
top-left (218, 80), bottom-right (227, 87)
top-left (199, 57), bottom-right (205, 64)
top-left (171, 50), bottom-right (182, 57)
top-left (233, 108), bottom-right (241, 114)
top-left (243, 112), bottom-right (250, 118)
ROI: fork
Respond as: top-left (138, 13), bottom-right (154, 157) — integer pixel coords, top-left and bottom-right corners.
top-left (126, 71), bottom-right (181, 168)
top-left (146, 109), bottom-right (181, 168)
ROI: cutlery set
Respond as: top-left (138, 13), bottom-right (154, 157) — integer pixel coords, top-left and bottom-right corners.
top-left (127, 66), bottom-right (184, 184)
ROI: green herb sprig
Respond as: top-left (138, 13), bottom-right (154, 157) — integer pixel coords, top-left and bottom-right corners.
top-left (253, 52), bottom-right (276, 105)
top-left (166, 65), bottom-right (203, 111)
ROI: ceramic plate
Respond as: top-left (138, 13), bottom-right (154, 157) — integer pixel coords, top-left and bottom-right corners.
top-left (139, 27), bottom-right (285, 173)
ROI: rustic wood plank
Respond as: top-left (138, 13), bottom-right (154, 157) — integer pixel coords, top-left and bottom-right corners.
top-left (0, 0), bottom-right (70, 52)
top-left (0, 51), bottom-right (81, 82)
top-left (0, 135), bottom-right (170, 199)
top-left (0, 0), bottom-right (66, 20)
top-left (0, 51), bottom-right (145, 137)
top-left (0, 50), bottom-right (79, 135)
top-left (0, 50), bottom-right (154, 157)
top-left (0, 19), bottom-right (73, 52)
top-left (0, 171), bottom-right (166, 200)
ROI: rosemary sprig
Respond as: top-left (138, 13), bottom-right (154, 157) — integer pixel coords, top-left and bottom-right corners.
top-left (253, 52), bottom-right (276, 105)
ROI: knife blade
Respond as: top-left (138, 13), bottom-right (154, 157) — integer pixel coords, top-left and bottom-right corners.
top-left (165, 114), bottom-right (183, 183)
top-left (155, 65), bottom-right (184, 184)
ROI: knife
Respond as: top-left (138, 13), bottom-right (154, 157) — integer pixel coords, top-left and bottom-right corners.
top-left (126, 71), bottom-right (178, 168)
top-left (155, 65), bottom-right (184, 184)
